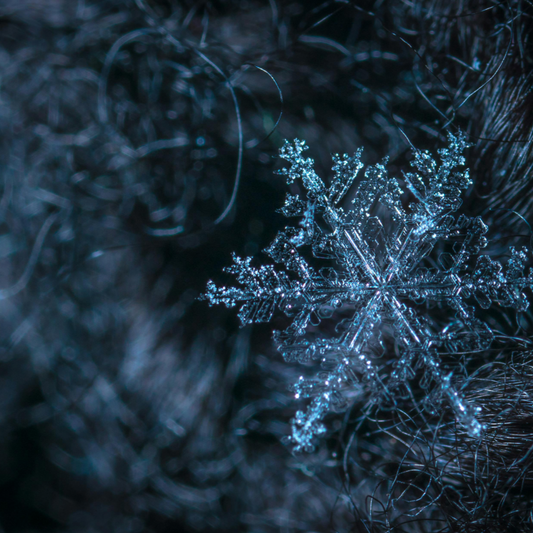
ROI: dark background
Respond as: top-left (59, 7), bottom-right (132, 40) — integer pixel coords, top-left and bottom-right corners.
top-left (0, 1), bottom-right (532, 531)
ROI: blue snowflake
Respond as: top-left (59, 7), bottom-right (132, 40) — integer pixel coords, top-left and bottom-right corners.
top-left (205, 132), bottom-right (532, 451)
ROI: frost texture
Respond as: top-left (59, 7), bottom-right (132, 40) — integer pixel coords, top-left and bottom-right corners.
top-left (206, 133), bottom-right (533, 451)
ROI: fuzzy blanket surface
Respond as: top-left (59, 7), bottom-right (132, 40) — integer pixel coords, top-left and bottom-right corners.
top-left (0, 1), bottom-right (532, 532)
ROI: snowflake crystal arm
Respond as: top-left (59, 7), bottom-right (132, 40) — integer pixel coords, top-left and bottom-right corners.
top-left (205, 132), bottom-right (533, 452)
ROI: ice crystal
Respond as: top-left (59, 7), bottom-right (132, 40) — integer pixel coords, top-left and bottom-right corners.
top-left (205, 133), bottom-right (533, 451)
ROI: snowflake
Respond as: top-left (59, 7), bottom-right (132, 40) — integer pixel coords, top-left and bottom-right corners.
top-left (205, 132), bottom-right (532, 451)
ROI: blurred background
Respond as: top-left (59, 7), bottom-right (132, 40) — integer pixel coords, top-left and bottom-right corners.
top-left (0, 0), bottom-right (531, 531)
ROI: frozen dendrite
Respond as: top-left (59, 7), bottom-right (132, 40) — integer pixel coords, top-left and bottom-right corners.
top-left (205, 133), bottom-right (533, 451)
